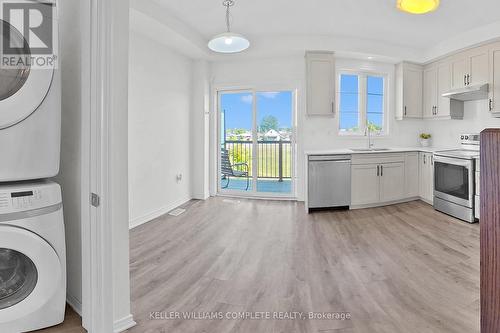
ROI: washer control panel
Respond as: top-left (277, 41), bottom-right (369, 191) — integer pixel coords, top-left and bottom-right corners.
top-left (0, 181), bottom-right (62, 214)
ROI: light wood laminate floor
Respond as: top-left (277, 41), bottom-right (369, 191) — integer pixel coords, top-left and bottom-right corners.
top-left (128, 198), bottom-right (480, 333)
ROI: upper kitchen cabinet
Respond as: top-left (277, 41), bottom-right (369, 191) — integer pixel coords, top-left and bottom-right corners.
top-left (450, 45), bottom-right (489, 89)
top-left (490, 43), bottom-right (500, 116)
top-left (423, 65), bottom-right (437, 118)
top-left (306, 51), bottom-right (335, 116)
top-left (423, 61), bottom-right (463, 119)
top-left (395, 62), bottom-right (423, 120)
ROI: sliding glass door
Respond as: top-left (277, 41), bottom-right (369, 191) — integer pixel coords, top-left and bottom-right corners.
top-left (218, 89), bottom-right (295, 197)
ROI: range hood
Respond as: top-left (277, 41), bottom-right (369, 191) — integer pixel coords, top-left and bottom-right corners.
top-left (442, 84), bottom-right (489, 101)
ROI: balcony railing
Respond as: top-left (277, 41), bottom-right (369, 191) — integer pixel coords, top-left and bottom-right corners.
top-left (223, 140), bottom-right (292, 181)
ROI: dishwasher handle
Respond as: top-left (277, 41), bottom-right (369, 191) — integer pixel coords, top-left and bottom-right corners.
top-left (309, 155), bottom-right (351, 162)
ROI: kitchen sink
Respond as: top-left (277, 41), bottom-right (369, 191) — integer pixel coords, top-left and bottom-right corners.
top-left (350, 148), bottom-right (392, 152)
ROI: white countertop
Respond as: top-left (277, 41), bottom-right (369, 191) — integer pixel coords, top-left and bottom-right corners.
top-left (305, 146), bottom-right (455, 156)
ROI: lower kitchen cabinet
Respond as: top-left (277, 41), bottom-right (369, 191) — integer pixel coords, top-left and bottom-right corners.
top-left (351, 161), bottom-right (405, 206)
top-left (350, 152), bottom-right (431, 208)
top-left (419, 152), bottom-right (434, 204)
top-left (379, 163), bottom-right (405, 202)
top-left (351, 164), bottom-right (380, 205)
top-left (405, 152), bottom-right (420, 197)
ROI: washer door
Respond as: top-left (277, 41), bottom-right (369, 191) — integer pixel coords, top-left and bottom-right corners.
top-left (0, 226), bottom-right (61, 320)
top-left (0, 19), bottom-right (54, 129)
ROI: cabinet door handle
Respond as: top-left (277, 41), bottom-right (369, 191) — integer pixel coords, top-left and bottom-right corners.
top-left (381, 165), bottom-right (383, 177)
top-left (464, 75), bottom-right (467, 86)
top-left (404, 106), bottom-right (407, 116)
top-left (467, 74), bottom-right (470, 86)
top-left (490, 99), bottom-right (493, 111)
top-left (331, 101), bottom-right (335, 114)
top-left (377, 165), bottom-right (380, 176)
top-left (431, 155), bottom-right (433, 165)
top-left (424, 155), bottom-right (426, 164)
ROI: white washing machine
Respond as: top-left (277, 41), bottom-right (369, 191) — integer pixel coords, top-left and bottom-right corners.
top-left (0, 181), bottom-right (66, 332)
top-left (0, 0), bottom-right (61, 182)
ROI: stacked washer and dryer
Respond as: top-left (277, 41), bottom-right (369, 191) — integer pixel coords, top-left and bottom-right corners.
top-left (0, 1), bottom-right (66, 332)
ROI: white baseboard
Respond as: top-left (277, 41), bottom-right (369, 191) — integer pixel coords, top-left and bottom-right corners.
top-left (129, 196), bottom-right (191, 229)
top-left (114, 314), bottom-right (136, 333)
top-left (66, 293), bottom-right (82, 316)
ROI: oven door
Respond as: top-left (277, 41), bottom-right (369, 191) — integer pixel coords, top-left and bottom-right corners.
top-left (434, 156), bottom-right (474, 208)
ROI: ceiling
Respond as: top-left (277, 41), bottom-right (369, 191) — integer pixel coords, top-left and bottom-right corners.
top-left (139, 0), bottom-right (500, 63)
top-left (142, 0), bottom-right (500, 61)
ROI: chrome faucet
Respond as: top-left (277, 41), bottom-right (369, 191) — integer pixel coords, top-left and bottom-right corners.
top-left (365, 126), bottom-right (374, 149)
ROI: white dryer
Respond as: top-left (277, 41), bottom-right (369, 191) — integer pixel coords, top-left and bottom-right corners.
top-left (0, 181), bottom-right (66, 332)
top-left (0, 0), bottom-right (61, 181)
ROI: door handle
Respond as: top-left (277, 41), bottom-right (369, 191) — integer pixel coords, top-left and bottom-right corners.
top-left (380, 165), bottom-right (383, 177)
top-left (377, 165), bottom-right (380, 176)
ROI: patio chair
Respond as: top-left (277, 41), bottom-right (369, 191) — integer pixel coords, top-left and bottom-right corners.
top-left (221, 149), bottom-right (249, 190)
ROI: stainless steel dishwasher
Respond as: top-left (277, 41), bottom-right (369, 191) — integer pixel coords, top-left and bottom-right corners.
top-left (308, 155), bottom-right (351, 210)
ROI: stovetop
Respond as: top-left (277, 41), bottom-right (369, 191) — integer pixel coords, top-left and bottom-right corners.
top-left (435, 149), bottom-right (479, 160)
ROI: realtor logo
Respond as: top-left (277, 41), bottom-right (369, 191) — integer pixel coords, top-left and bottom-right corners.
top-left (1, 0), bottom-right (57, 68)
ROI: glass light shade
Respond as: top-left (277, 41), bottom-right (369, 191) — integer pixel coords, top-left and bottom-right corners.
top-left (208, 32), bottom-right (250, 53)
top-left (397, 0), bottom-right (439, 14)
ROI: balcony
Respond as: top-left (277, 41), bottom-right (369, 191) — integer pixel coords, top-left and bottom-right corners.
top-left (221, 140), bottom-right (292, 194)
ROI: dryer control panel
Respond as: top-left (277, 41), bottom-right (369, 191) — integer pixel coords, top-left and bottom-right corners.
top-left (0, 181), bottom-right (62, 214)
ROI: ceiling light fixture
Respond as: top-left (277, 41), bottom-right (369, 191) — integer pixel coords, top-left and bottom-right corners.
top-left (397, 0), bottom-right (440, 14)
top-left (208, 0), bottom-right (250, 53)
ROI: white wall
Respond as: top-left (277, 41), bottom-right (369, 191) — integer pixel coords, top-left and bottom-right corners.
top-left (211, 56), bottom-right (422, 200)
top-left (128, 30), bottom-right (193, 228)
top-left (191, 60), bottom-right (211, 200)
top-left (56, 0), bottom-right (85, 314)
top-left (423, 100), bottom-right (500, 147)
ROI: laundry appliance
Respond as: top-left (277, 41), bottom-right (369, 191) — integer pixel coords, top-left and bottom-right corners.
top-left (0, 0), bottom-right (61, 182)
top-left (0, 181), bottom-right (66, 332)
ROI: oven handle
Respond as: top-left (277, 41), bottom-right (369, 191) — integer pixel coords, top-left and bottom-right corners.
top-left (433, 155), bottom-right (473, 168)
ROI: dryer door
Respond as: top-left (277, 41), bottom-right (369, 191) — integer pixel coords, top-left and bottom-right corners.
top-left (0, 19), bottom-right (54, 129)
top-left (0, 226), bottom-right (62, 320)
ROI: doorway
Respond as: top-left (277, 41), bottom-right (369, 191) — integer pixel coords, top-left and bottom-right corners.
top-left (217, 89), bottom-right (296, 198)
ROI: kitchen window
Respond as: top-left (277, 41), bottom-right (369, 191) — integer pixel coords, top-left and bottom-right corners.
top-left (338, 72), bottom-right (387, 135)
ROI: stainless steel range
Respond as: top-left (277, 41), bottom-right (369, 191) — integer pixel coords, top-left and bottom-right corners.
top-left (434, 134), bottom-right (480, 223)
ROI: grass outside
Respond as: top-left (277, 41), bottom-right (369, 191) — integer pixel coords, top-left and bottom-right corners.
top-left (226, 142), bottom-right (292, 179)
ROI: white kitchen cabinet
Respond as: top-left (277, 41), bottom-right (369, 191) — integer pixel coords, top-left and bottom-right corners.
top-left (489, 43), bottom-right (500, 116)
top-left (351, 164), bottom-right (379, 205)
top-left (423, 61), bottom-right (462, 119)
top-left (423, 66), bottom-right (437, 118)
top-left (467, 47), bottom-right (490, 86)
top-left (396, 62), bottom-right (423, 119)
top-left (404, 153), bottom-right (419, 198)
top-left (379, 163), bottom-right (405, 202)
top-left (351, 155), bottom-right (406, 206)
top-left (419, 152), bottom-right (434, 204)
top-left (436, 62), bottom-right (453, 118)
top-left (306, 51), bottom-right (335, 116)
top-left (450, 46), bottom-right (489, 89)
top-left (450, 56), bottom-right (468, 89)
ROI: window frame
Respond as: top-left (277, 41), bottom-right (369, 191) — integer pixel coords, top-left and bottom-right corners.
top-left (336, 70), bottom-right (388, 136)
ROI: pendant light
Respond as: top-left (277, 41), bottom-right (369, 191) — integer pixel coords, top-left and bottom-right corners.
top-left (397, 0), bottom-right (440, 14)
top-left (208, 0), bottom-right (250, 53)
